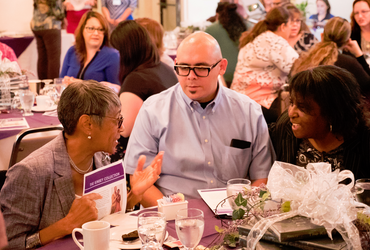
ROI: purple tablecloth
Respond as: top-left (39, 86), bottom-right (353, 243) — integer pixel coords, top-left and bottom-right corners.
top-left (0, 112), bottom-right (60, 140)
top-left (38, 199), bottom-right (223, 250)
top-left (0, 36), bottom-right (34, 58)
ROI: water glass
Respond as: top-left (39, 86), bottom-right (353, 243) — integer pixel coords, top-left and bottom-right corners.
top-left (175, 208), bottom-right (204, 250)
top-left (227, 178), bottom-right (251, 210)
top-left (355, 178), bottom-right (370, 206)
top-left (19, 90), bottom-right (34, 116)
top-left (137, 211), bottom-right (166, 250)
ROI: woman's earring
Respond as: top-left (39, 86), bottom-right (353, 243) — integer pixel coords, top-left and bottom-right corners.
top-left (330, 124), bottom-right (333, 132)
top-left (88, 134), bottom-right (92, 139)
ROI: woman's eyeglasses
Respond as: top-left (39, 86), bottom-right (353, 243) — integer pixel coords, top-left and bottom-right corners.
top-left (354, 10), bottom-right (370, 17)
top-left (85, 26), bottom-right (105, 34)
top-left (87, 113), bottom-right (124, 128)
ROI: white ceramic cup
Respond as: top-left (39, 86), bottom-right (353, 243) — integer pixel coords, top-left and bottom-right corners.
top-left (36, 95), bottom-right (54, 109)
top-left (72, 221), bottom-right (110, 250)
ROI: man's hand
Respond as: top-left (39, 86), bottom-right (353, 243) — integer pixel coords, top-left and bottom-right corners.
top-left (130, 152), bottom-right (164, 196)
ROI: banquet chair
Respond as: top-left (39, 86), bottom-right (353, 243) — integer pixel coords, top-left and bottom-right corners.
top-left (8, 125), bottom-right (63, 169)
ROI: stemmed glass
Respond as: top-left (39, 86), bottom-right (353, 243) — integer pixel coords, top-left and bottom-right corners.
top-left (19, 90), bottom-right (34, 116)
top-left (175, 208), bottom-right (204, 250)
top-left (137, 211), bottom-right (166, 250)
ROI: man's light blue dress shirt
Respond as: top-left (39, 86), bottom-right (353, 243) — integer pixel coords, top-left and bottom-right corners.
top-left (124, 83), bottom-right (275, 199)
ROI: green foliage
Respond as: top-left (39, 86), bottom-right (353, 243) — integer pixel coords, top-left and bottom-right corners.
top-left (295, 1), bottom-right (308, 17)
top-left (281, 201), bottom-right (291, 213)
top-left (223, 232), bottom-right (239, 248)
top-left (235, 192), bottom-right (248, 207)
top-left (232, 208), bottom-right (245, 220)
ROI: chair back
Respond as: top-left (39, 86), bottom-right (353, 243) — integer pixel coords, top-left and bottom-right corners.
top-left (8, 125), bottom-right (63, 168)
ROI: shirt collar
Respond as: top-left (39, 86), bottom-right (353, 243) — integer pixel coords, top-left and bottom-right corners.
top-left (178, 82), bottom-right (224, 113)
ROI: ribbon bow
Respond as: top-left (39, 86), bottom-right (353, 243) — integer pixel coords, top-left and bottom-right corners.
top-left (0, 51), bottom-right (21, 76)
top-left (245, 161), bottom-right (363, 250)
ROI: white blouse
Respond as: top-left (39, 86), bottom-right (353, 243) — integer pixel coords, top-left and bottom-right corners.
top-left (231, 31), bottom-right (298, 109)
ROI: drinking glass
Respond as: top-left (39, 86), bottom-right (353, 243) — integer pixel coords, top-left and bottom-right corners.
top-left (175, 208), bottom-right (204, 250)
top-left (52, 79), bottom-right (66, 105)
top-left (355, 178), bottom-right (370, 206)
top-left (137, 211), bottom-right (166, 250)
top-left (19, 90), bottom-right (34, 116)
top-left (227, 178), bottom-right (251, 210)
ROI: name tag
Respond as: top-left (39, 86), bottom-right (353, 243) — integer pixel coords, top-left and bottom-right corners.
top-left (112, 0), bottom-right (121, 6)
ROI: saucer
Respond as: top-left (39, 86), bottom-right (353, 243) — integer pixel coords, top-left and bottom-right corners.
top-left (110, 226), bottom-right (169, 250)
top-left (31, 105), bottom-right (57, 112)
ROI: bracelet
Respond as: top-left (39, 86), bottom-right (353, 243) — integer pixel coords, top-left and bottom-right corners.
top-left (26, 232), bottom-right (43, 249)
top-left (126, 207), bottom-right (135, 212)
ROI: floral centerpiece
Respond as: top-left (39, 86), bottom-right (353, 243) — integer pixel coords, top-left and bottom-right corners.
top-left (208, 162), bottom-right (370, 250)
top-left (0, 51), bottom-right (29, 107)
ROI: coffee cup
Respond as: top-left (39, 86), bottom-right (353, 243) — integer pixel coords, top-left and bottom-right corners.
top-left (72, 221), bottom-right (110, 250)
top-left (36, 95), bottom-right (54, 109)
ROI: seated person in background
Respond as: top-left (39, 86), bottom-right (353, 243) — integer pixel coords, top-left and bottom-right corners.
top-left (291, 17), bottom-right (370, 97)
top-left (231, 6), bottom-right (299, 124)
top-left (0, 42), bottom-right (17, 62)
top-left (135, 17), bottom-right (175, 69)
top-left (109, 20), bottom-right (178, 161)
top-left (272, 0), bottom-right (290, 8)
top-left (0, 80), bottom-right (163, 249)
top-left (309, 0), bottom-right (334, 29)
top-left (205, 2), bottom-right (247, 87)
top-left (270, 65), bottom-right (370, 179)
top-left (60, 11), bottom-right (120, 92)
top-left (124, 31), bottom-right (275, 207)
top-left (260, 0), bottom-right (273, 13)
top-left (351, 0), bottom-right (370, 56)
top-left (285, 4), bottom-right (318, 55)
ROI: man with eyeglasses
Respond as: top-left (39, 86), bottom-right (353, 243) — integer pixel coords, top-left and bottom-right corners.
top-left (124, 32), bottom-right (275, 207)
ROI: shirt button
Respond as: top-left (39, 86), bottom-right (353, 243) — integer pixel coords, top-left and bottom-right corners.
top-left (203, 116), bottom-right (206, 119)
top-left (205, 139), bottom-right (208, 143)
top-left (208, 161), bottom-right (211, 165)
top-left (211, 180), bottom-right (214, 184)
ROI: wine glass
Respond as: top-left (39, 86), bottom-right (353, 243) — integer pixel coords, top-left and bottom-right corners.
top-left (175, 208), bottom-right (204, 250)
top-left (227, 178), bottom-right (251, 210)
top-left (137, 211), bottom-right (166, 250)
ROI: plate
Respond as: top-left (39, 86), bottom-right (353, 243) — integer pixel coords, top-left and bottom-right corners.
top-left (31, 105), bottom-right (57, 112)
top-left (109, 226), bottom-right (169, 250)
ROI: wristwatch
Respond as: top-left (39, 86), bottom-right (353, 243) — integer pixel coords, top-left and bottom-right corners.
top-left (26, 232), bottom-right (43, 249)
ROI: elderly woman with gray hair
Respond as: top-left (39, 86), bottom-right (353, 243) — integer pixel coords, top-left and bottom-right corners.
top-left (0, 80), bottom-right (163, 249)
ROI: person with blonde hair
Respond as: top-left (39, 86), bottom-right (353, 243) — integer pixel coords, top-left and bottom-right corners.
top-left (135, 17), bottom-right (174, 68)
top-left (231, 5), bottom-right (298, 123)
top-left (291, 17), bottom-right (370, 96)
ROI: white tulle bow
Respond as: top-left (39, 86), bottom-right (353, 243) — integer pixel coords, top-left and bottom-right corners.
top-left (0, 51), bottom-right (21, 76)
top-left (245, 161), bottom-right (363, 250)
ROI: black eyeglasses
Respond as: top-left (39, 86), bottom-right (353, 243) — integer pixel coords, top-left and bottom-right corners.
top-left (85, 26), bottom-right (105, 34)
top-left (87, 113), bottom-right (124, 129)
top-left (174, 60), bottom-right (222, 77)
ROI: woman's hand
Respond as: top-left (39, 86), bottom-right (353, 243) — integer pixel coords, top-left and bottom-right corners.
top-left (63, 193), bottom-right (102, 233)
top-left (344, 39), bottom-right (363, 58)
top-left (130, 152), bottom-right (164, 197)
